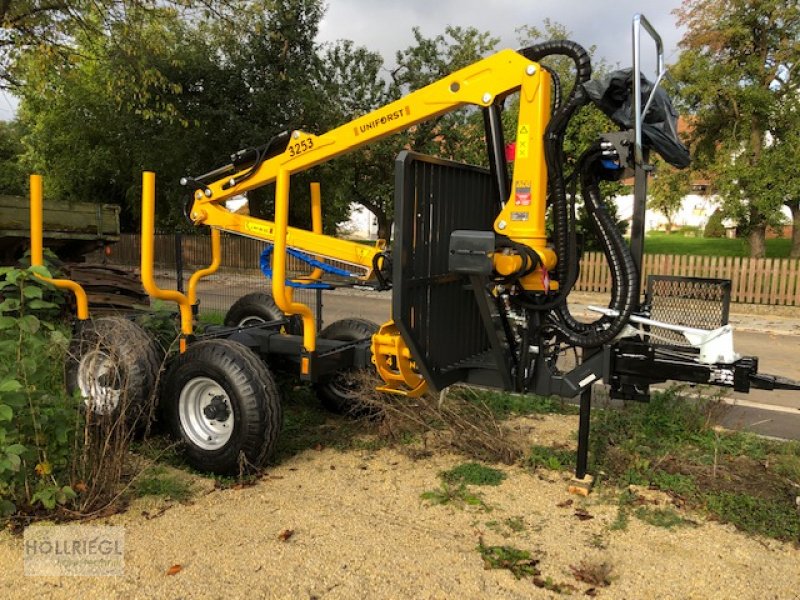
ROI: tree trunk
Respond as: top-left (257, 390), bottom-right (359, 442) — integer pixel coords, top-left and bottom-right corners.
top-left (748, 222), bottom-right (767, 258)
top-left (791, 202), bottom-right (800, 259)
top-left (376, 213), bottom-right (392, 241)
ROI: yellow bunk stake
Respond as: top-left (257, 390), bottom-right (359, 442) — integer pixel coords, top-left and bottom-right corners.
top-left (29, 174), bottom-right (90, 320)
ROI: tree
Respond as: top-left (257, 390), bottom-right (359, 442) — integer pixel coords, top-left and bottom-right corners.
top-left (318, 26), bottom-right (500, 240)
top-left (0, 1), bottom-right (242, 89)
top-left (650, 158), bottom-right (691, 233)
top-left (15, 0), bottom-right (329, 231)
top-left (672, 0), bottom-right (800, 257)
top-left (0, 120), bottom-right (26, 194)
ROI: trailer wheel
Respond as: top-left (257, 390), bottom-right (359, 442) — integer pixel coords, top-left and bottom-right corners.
top-left (66, 317), bottom-right (160, 420)
top-left (162, 339), bottom-right (282, 474)
top-left (224, 292), bottom-right (301, 333)
top-left (314, 318), bottom-right (379, 415)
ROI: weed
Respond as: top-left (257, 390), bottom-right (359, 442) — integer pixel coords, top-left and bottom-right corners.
top-left (454, 387), bottom-right (578, 419)
top-left (590, 387), bottom-right (800, 541)
top-left (703, 492), bottom-right (800, 540)
top-left (569, 560), bottom-right (614, 587)
top-left (528, 445), bottom-right (575, 471)
top-left (134, 466), bottom-right (194, 502)
top-left (421, 482), bottom-right (489, 511)
top-left (441, 462), bottom-right (506, 487)
top-left (476, 538), bottom-right (539, 579)
top-left (634, 507), bottom-right (696, 529)
top-left (504, 516), bottom-right (526, 533)
top-left (609, 489), bottom-right (636, 532)
top-left (588, 533), bottom-right (608, 549)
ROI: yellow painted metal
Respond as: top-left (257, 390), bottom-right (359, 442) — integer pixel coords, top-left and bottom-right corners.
top-left (494, 66), bottom-right (553, 278)
top-left (140, 172), bottom-right (193, 340)
top-left (271, 168), bottom-right (317, 353)
top-left (371, 320), bottom-right (428, 397)
top-left (188, 228), bottom-right (221, 306)
top-left (305, 182), bottom-right (324, 282)
top-left (28, 175), bottom-right (90, 320)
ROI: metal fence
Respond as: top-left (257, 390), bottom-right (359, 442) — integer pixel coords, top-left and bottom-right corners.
top-left (104, 234), bottom-right (800, 308)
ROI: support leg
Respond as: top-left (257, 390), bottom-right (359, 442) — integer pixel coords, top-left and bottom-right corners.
top-left (569, 387), bottom-right (594, 495)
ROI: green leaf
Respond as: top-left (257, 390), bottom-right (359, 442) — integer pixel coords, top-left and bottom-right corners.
top-left (56, 486), bottom-right (77, 505)
top-left (0, 298), bottom-right (20, 312)
top-left (0, 499), bottom-right (15, 517)
top-left (32, 488), bottom-right (56, 510)
top-left (22, 286), bottom-right (43, 299)
top-left (18, 315), bottom-right (40, 334)
top-left (4, 270), bottom-right (21, 285)
top-left (28, 299), bottom-right (57, 310)
top-left (0, 405), bottom-right (12, 421)
top-left (6, 453), bottom-right (20, 471)
top-left (4, 443), bottom-right (25, 455)
top-left (0, 316), bottom-right (16, 330)
top-left (27, 265), bottom-right (53, 279)
top-left (0, 378), bottom-right (21, 393)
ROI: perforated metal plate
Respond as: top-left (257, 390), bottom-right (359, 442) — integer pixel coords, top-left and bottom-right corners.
top-left (645, 275), bottom-right (731, 346)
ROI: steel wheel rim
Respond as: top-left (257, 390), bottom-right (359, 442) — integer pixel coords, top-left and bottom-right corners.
top-left (77, 349), bottom-right (122, 414)
top-left (179, 376), bottom-right (234, 450)
top-left (237, 316), bottom-right (266, 327)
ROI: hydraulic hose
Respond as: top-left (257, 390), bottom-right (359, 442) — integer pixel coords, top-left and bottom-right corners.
top-left (549, 148), bottom-right (638, 347)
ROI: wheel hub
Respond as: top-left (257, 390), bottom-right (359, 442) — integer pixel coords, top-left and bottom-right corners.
top-left (77, 349), bottom-right (122, 414)
top-left (179, 377), bottom-right (234, 450)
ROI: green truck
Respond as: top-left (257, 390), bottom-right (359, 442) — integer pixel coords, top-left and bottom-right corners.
top-left (0, 194), bottom-right (147, 311)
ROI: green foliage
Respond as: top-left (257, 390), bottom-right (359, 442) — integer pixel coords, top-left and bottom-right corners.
top-left (0, 121), bottom-right (27, 195)
top-left (644, 231), bottom-right (791, 257)
top-left (134, 466), bottom-right (195, 502)
top-left (650, 158), bottom-right (691, 232)
top-left (703, 491), bottom-right (800, 540)
top-left (0, 266), bottom-right (78, 517)
top-left (420, 482), bottom-right (489, 511)
top-left (590, 387), bottom-right (800, 541)
top-left (441, 462), bottom-right (506, 487)
top-left (476, 538), bottom-right (540, 580)
top-left (703, 209), bottom-right (727, 239)
top-left (527, 445), bottom-right (576, 471)
top-left (672, 0), bottom-right (800, 256)
top-left (454, 388), bottom-right (578, 419)
top-left (633, 507), bottom-right (696, 529)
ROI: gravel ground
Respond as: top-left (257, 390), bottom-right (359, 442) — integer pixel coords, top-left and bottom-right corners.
top-left (1, 415), bottom-right (799, 599)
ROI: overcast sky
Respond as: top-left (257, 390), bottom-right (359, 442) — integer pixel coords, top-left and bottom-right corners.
top-left (0, 1), bottom-right (686, 120)
top-left (317, 0), bottom-right (686, 72)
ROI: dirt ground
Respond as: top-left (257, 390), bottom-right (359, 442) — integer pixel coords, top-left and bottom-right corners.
top-left (1, 413), bottom-right (799, 600)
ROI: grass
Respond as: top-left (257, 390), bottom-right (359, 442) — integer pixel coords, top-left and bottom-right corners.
top-left (133, 466), bottom-right (195, 502)
top-left (633, 507), bottom-right (697, 529)
top-left (454, 387), bottom-right (578, 418)
top-left (590, 387), bottom-right (800, 541)
top-left (527, 445), bottom-right (576, 472)
top-left (441, 462), bottom-right (506, 486)
top-left (643, 231), bottom-right (791, 258)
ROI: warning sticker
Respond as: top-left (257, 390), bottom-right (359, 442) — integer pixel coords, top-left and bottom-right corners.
top-left (511, 212), bottom-right (529, 221)
top-left (516, 124), bottom-right (530, 159)
top-left (514, 186), bottom-right (531, 206)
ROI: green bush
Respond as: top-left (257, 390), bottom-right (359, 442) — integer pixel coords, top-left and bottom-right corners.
top-left (0, 266), bottom-right (78, 517)
top-left (704, 209), bottom-right (727, 238)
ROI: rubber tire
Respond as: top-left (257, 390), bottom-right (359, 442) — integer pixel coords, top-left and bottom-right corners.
top-left (224, 291), bottom-right (304, 336)
top-left (224, 292), bottom-right (283, 327)
top-left (66, 316), bottom-right (161, 422)
top-left (314, 318), bottom-right (379, 415)
top-left (162, 339), bottom-right (282, 474)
